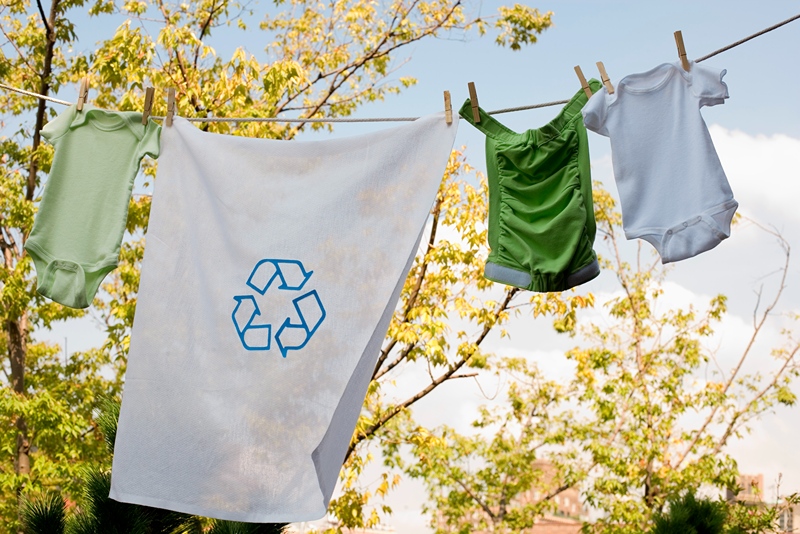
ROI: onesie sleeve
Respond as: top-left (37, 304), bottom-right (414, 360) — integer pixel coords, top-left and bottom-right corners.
top-left (139, 120), bottom-right (162, 160)
top-left (40, 105), bottom-right (77, 144)
top-left (690, 61), bottom-right (729, 108)
top-left (581, 91), bottom-right (610, 137)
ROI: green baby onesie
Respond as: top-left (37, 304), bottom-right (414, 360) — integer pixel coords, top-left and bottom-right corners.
top-left (25, 105), bottom-right (161, 308)
top-left (459, 80), bottom-right (602, 292)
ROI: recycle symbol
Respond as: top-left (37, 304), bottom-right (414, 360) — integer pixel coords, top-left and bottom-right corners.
top-left (231, 259), bottom-right (326, 357)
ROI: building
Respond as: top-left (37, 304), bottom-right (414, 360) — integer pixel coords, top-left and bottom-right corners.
top-left (726, 473), bottom-right (765, 504)
top-left (727, 473), bottom-right (800, 534)
top-left (524, 460), bottom-right (587, 534)
top-left (777, 505), bottom-right (800, 534)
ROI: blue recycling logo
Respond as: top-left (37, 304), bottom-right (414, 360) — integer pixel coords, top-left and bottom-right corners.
top-left (231, 259), bottom-right (326, 357)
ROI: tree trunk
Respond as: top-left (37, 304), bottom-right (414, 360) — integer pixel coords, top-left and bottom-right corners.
top-left (9, 0), bottom-right (61, 495)
top-left (26, 0), bottom-right (60, 201)
top-left (8, 317), bottom-right (30, 477)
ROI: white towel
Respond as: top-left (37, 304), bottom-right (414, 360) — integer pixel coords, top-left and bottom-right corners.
top-left (109, 113), bottom-right (458, 522)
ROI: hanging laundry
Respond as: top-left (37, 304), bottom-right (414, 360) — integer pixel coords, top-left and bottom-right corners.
top-left (109, 113), bottom-right (458, 522)
top-left (582, 60), bottom-right (738, 263)
top-left (459, 81), bottom-right (602, 292)
top-left (24, 105), bottom-right (161, 308)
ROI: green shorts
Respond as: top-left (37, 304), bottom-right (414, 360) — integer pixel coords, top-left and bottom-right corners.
top-left (459, 81), bottom-right (601, 292)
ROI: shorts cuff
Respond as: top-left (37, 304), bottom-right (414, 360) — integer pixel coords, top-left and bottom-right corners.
top-left (484, 257), bottom-right (600, 293)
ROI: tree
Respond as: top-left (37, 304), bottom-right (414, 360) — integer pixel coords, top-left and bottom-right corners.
top-left (649, 493), bottom-right (727, 534)
top-left (19, 397), bottom-right (290, 533)
top-left (575, 192), bottom-right (799, 533)
top-left (327, 152), bottom-right (591, 530)
top-left (648, 490), bottom-right (800, 534)
top-left (401, 187), bottom-right (799, 533)
top-left (403, 356), bottom-right (579, 533)
top-left (1, 0), bottom-right (557, 530)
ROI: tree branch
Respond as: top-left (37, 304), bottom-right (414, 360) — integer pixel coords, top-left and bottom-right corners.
top-left (347, 287), bottom-right (520, 461)
top-left (284, 0), bottom-right (462, 120)
top-left (0, 25), bottom-right (36, 73)
top-left (1, 224), bottom-right (20, 261)
top-left (26, 0), bottom-right (61, 203)
top-left (374, 342), bottom-right (417, 381)
top-left (193, 0), bottom-right (223, 68)
top-left (709, 343), bottom-right (799, 458)
top-left (450, 373), bottom-right (478, 380)
top-left (676, 224), bottom-right (790, 469)
top-left (274, 0), bottom-right (414, 114)
top-left (373, 195), bottom-right (443, 378)
top-left (36, 0), bottom-right (52, 36)
top-left (450, 473), bottom-right (496, 522)
top-left (157, 0), bottom-right (205, 115)
top-left (1, 228), bottom-right (15, 270)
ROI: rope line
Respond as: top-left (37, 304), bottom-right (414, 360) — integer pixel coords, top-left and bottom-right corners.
top-left (150, 115), bottom-right (420, 123)
top-left (694, 12), bottom-right (800, 62)
top-left (0, 82), bottom-right (71, 105)
top-left (486, 11), bottom-right (800, 116)
top-left (486, 99), bottom-right (570, 116)
top-left (1, 12), bottom-right (798, 123)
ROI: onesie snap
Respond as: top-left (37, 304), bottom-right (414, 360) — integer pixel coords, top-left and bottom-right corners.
top-left (459, 80), bottom-right (602, 293)
top-left (38, 259), bottom-right (89, 310)
top-left (639, 200), bottom-right (737, 263)
top-left (582, 60), bottom-right (737, 263)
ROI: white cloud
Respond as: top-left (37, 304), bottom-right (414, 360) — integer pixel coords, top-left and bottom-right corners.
top-left (710, 125), bottom-right (800, 225)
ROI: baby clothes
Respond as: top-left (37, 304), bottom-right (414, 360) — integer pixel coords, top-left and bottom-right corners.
top-left (459, 80), bottom-right (602, 293)
top-left (582, 60), bottom-right (738, 263)
top-left (110, 113), bottom-right (458, 522)
top-left (25, 105), bottom-right (161, 308)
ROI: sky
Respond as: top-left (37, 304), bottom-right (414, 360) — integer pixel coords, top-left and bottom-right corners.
top-left (26, 0), bottom-right (800, 532)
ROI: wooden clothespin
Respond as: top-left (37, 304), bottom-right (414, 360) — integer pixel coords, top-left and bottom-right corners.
top-left (574, 66), bottom-right (593, 99)
top-left (166, 87), bottom-right (176, 127)
top-left (142, 87), bottom-right (155, 125)
top-left (443, 90), bottom-right (452, 125)
top-left (467, 82), bottom-right (480, 124)
top-left (674, 30), bottom-right (690, 71)
top-left (596, 62), bottom-right (614, 94)
top-left (76, 77), bottom-right (89, 111)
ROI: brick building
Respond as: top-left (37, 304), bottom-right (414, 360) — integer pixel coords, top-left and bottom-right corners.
top-left (727, 473), bottom-right (800, 534)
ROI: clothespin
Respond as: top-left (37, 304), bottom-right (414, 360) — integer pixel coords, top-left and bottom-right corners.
top-left (596, 62), bottom-right (614, 94)
top-left (674, 30), bottom-right (690, 71)
top-left (467, 82), bottom-right (480, 124)
top-left (142, 87), bottom-right (155, 125)
top-left (443, 90), bottom-right (452, 125)
top-left (76, 77), bottom-right (89, 111)
top-left (166, 87), bottom-right (175, 127)
top-left (574, 66), bottom-right (593, 99)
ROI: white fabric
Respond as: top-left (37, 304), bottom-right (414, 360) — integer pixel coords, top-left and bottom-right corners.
top-left (110, 113), bottom-right (458, 522)
top-left (582, 60), bottom-right (738, 263)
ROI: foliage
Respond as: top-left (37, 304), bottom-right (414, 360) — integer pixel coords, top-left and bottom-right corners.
top-left (324, 149), bottom-right (593, 531)
top-left (724, 487), bottom-right (800, 534)
top-left (403, 357), bottom-right (579, 533)
top-left (1, 0), bottom-right (555, 530)
top-left (649, 489), bottom-right (800, 534)
top-left (576, 195), bottom-right (800, 533)
top-left (4, 0), bottom-right (797, 532)
top-left (206, 521), bottom-right (287, 534)
top-left (0, 346), bottom-right (120, 528)
top-left (21, 491), bottom-right (66, 534)
top-left (650, 493), bottom-right (726, 534)
top-left (20, 398), bottom-right (288, 534)
top-left (404, 187), bottom-right (799, 533)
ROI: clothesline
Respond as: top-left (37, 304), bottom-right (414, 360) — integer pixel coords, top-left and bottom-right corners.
top-left (1, 11), bottom-right (798, 123)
